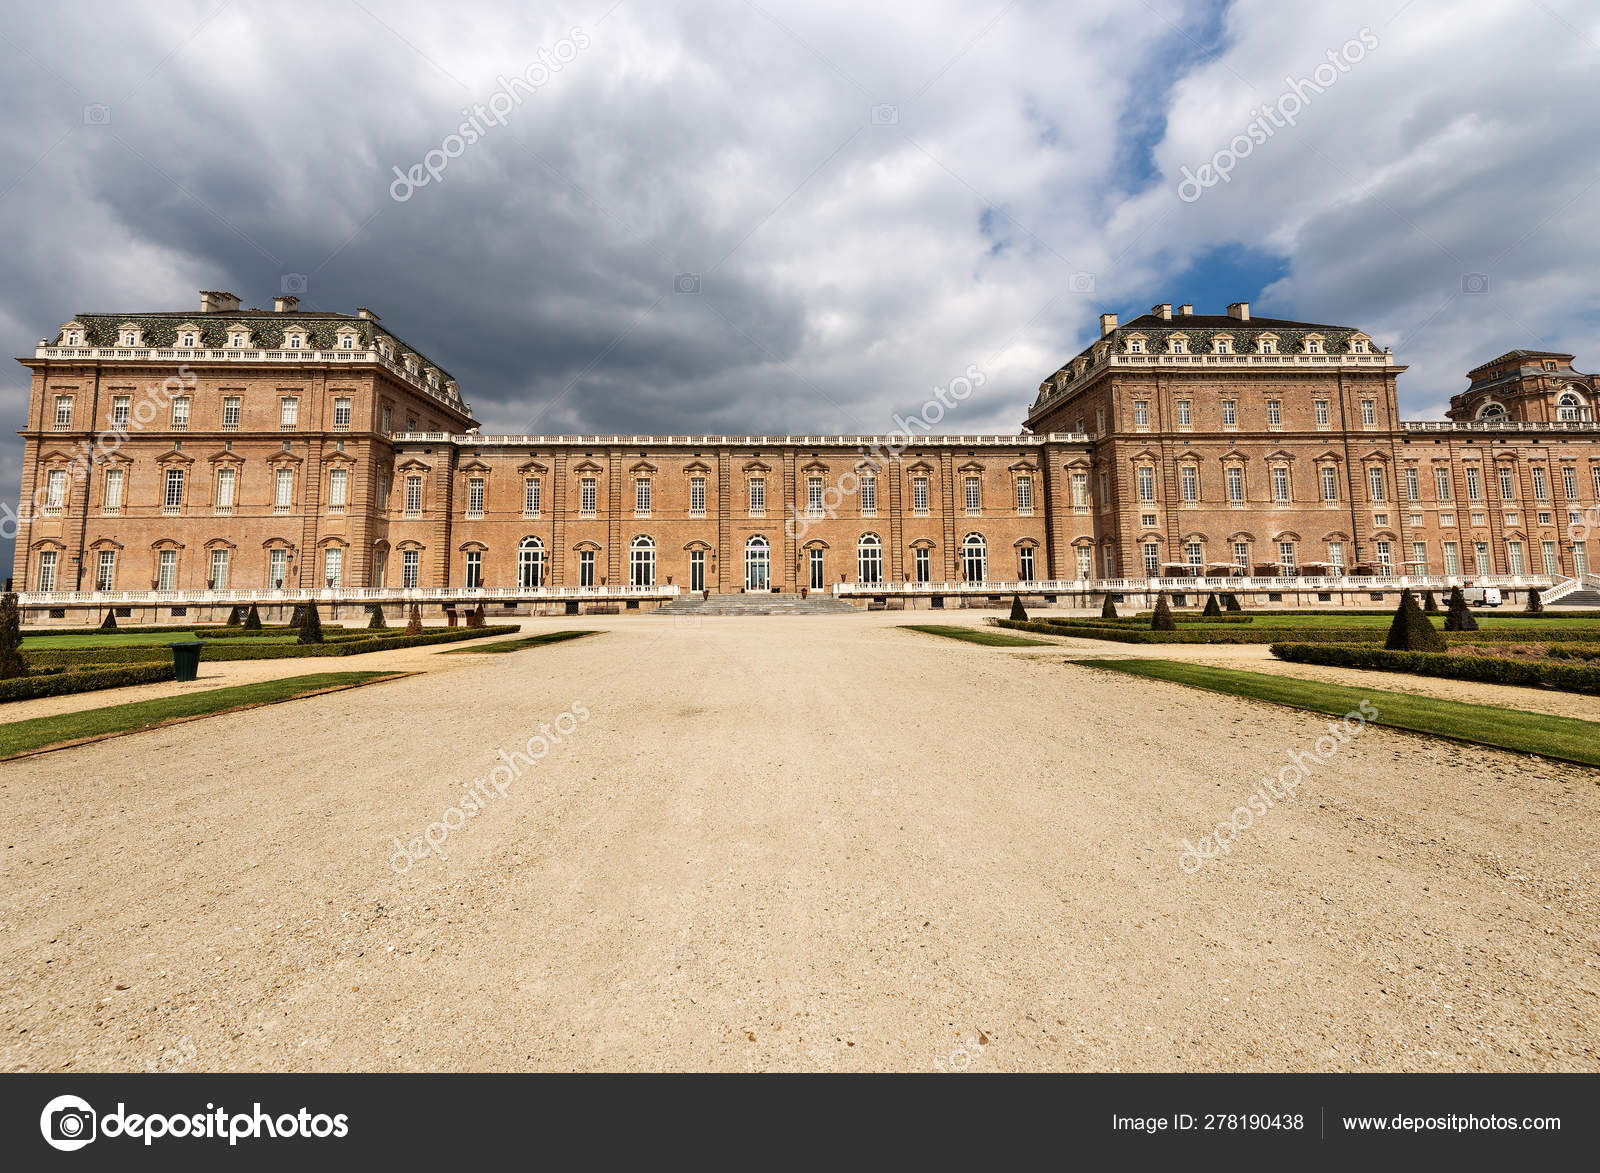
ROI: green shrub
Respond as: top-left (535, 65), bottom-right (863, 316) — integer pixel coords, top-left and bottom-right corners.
top-left (1270, 642), bottom-right (1600, 696)
top-left (243, 603), bottom-right (262, 630)
top-left (298, 602), bottom-right (324, 645)
top-left (1202, 593), bottom-right (1222, 617)
top-left (1224, 593), bottom-right (1242, 612)
top-left (1526, 588), bottom-right (1543, 614)
top-left (1151, 593), bottom-right (1176, 632)
top-left (1100, 594), bottom-right (1118, 620)
top-left (225, 605), bottom-right (243, 626)
top-left (406, 604), bottom-right (423, 636)
top-left (368, 605), bottom-right (387, 630)
top-left (1546, 643), bottom-right (1600, 661)
top-left (1445, 586), bottom-right (1478, 632)
top-left (1385, 589), bottom-right (1446, 653)
top-left (99, 609), bottom-right (119, 631)
top-left (0, 593), bottom-right (26, 680)
top-left (1009, 594), bottom-right (1028, 622)
top-left (0, 662), bottom-right (176, 704)
top-left (1422, 591), bottom-right (1439, 613)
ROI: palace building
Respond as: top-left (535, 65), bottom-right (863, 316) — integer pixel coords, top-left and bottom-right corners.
top-left (10, 293), bottom-right (1593, 614)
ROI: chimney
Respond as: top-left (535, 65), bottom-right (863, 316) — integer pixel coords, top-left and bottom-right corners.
top-left (357, 307), bottom-right (380, 321)
top-left (200, 290), bottom-right (240, 314)
top-left (1226, 301), bottom-right (1250, 321)
top-left (1178, 304), bottom-right (1193, 316)
top-left (1098, 312), bottom-right (1118, 337)
top-left (273, 295), bottom-right (300, 313)
top-left (1153, 303), bottom-right (1172, 320)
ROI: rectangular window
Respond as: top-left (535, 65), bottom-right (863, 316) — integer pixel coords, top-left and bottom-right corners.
top-left (579, 549), bottom-right (596, 587)
top-left (1020, 546), bottom-right (1036, 582)
top-left (277, 468), bottom-right (296, 513)
top-left (376, 474), bottom-right (390, 511)
top-left (1221, 400), bottom-right (1236, 427)
top-left (1180, 466), bottom-right (1198, 503)
top-left (1361, 400), bottom-right (1376, 426)
top-left (404, 474), bottom-right (423, 516)
top-left (1532, 466), bottom-right (1549, 499)
top-left (1226, 466), bottom-right (1244, 504)
top-left (1143, 542), bottom-right (1160, 576)
top-left (1404, 467), bottom-right (1419, 501)
top-left (1186, 542), bottom-right (1203, 569)
top-left (1367, 466), bottom-right (1385, 502)
top-left (1075, 546), bottom-right (1091, 579)
top-left (635, 477), bottom-right (651, 514)
top-left (1234, 541), bottom-right (1250, 569)
top-left (913, 547), bottom-right (930, 584)
top-left (1070, 471), bottom-right (1088, 511)
top-left (279, 397), bottom-right (299, 430)
top-left (1175, 400), bottom-right (1191, 427)
top-left (222, 396), bottom-right (241, 430)
top-left (37, 550), bottom-right (57, 591)
top-left (1474, 541), bottom-right (1491, 575)
top-left (1499, 466), bottom-right (1516, 500)
top-left (464, 550), bottom-right (482, 590)
top-left (1320, 466), bottom-right (1338, 502)
top-left (1466, 466), bottom-right (1482, 501)
top-left (171, 396), bottom-right (190, 430)
top-left (111, 395), bottom-right (131, 427)
top-left (1134, 401), bottom-right (1149, 428)
top-left (96, 549), bottom-right (116, 591)
top-left (269, 548), bottom-right (287, 588)
top-left (690, 476), bottom-right (706, 516)
top-left (1506, 540), bottom-right (1525, 575)
top-left (163, 467), bottom-right (184, 513)
top-left (965, 476), bottom-right (981, 513)
top-left (210, 548), bottom-right (230, 589)
top-left (581, 476), bottom-right (597, 514)
top-left (1542, 540), bottom-right (1559, 576)
top-left (525, 477), bottom-right (541, 515)
top-left (1272, 466), bottom-right (1290, 503)
top-left (1435, 467), bottom-right (1452, 501)
top-left (1095, 408), bottom-right (1105, 434)
top-left (1314, 400), bottom-right (1330, 427)
top-left (381, 406), bottom-right (393, 433)
top-left (1015, 476), bottom-right (1032, 513)
top-left (53, 396), bottom-right (73, 430)
top-left (330, 468), bottom-right (349, 513)
top-left (44, 469), bottom-right (67, 515)
top-left (1328, 542), bottom-right (1344, 571)
top-left (1443, 541), bottom-right (1460, 575)
top-left (912, 475), bottom-right (929, 514)
top-left (215, 467), bottom-right (236, 514)
top-left (157, 549), bottom-right (177, 591)
top-left (1136, 467), bottom-right (1154, 504)
top-left (1562, 466), bottom-right (1578, 499)
top-left (748, 477), bottom-right (764, 514)
top-left (1278, 541), bottom-right (1296, 570)
top-left (860, 474), bottom-right (877, 515)
top-left (333, 397), bottom-right (352, 431)
top-left (402, 550), bottom-right (420, 588)
top-left (807, 476), bottom-right (823, 515)
top-left (1375, 540), bottom-right (1392, 571)
top-left (1267, 400), bottom-right (1282, 426)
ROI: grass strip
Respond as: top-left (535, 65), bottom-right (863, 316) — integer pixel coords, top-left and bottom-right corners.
top-left (1067, 658), bottom-right (1600, 769)
top-left (903, 624), bottom-right (1056, 647)
top-left (0, 671), bottom-right (405, 759)
top-left (442, 630), bottom-right (597, 653)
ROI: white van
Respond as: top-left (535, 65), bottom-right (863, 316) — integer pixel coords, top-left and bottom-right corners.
top-left (1462, 586), bottom-right (1502, 607)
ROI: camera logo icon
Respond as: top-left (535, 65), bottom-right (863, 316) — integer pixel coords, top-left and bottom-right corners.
top-left (1461, 273), bottom-right (1490, 295)
top-left (1069, 271), bottom-right (1096, 293)
top-left (673, 272), bottom-right (701, 295)
top-left (870, 103), bottom-right (899, 125)
top-left (82, 104), bottom-right (111, 125)
top-left (281, 273), bottom-right (309, 295)
top-left (40, 1094), bottom-right (97, 1151)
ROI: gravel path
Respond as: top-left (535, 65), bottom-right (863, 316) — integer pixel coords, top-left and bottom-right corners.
top-left (2, 612), bottom-right (1596, 1071)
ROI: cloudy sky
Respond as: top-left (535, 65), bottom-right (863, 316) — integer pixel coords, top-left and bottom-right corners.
top-left (3, 0), bottom-right (1598, 569)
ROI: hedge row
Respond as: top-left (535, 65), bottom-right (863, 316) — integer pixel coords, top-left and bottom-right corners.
top-left (25, 625), bottom-right (522, 666)
top-left (1545, 644), bottom-right (1600, 662)
top-left (22, 624), bottom-right (314, 638)
top-left (993, 619), bottom-right (1387, 645)
top-left (1269, 642), bottom-right (1600, 695)
top-left (0, 662), bottom-right (177, 704)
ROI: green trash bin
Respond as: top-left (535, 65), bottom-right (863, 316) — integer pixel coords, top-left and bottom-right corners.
top-left (170, 640), bottom-right (203, 682)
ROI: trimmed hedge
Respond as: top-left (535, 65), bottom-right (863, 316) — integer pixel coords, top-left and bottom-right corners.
top-left (1269, 642), bottom-right (1600, 696)
top-left (26, 625), bottom-right (522, 666)
top-left (1546, 644), bottom-right (1600, 662)
top-left (996, 618), bottom-right (1600, 646)
top-left (0, 662), bottom-right (177, 703)
top-left (22, 624), bottom-right (315, 638)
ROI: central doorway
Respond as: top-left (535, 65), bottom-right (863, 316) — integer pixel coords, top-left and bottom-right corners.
top-left (745, 536), bottom-right (770, 591)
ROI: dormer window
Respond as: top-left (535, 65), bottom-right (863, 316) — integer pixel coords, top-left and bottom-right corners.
top-left (1259, 336), bottom-right (1276, 354)
top-left (1306, 340), bottom-right (1321, 354)
top-left (122, 330), bottom-right (138, 346)
top-left (1169, 336), bottom-right (1186, 354)
top-left (181, 332), bottom-right (196, 347)
top-left (230, 331), bottom-right (247, 347)
top-left (285, 331), bottom-right (305, 350)
top-left (1352, 339), bottom-right (1367, 353)
top-left (1128, 339), bottom-right (1144, 353)
top-left (1215, 336), bottom-right (1230, 354)
top-left (341, 334), bottom-right (354, 349)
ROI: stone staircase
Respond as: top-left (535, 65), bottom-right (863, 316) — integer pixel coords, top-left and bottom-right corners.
top-left (1556, 588), bottom-right (1600, 607)
top-left (653, 592), bottom-right (861, 616)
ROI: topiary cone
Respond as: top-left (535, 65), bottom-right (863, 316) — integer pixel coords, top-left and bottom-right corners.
top-left (1150, 592), bottom-right (1176, 631)
top-left (1009, 594), bottom-right (1028, 622)
top-left (1385, 588), bottom-right (1446, 652)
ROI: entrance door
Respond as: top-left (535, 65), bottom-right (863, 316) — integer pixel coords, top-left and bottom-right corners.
top-left (690, 549), bottom-right (705, 592)
top-left (808, 547), bottom-right (824, 590)
top-left (745, 538), bottom-right (770, 591)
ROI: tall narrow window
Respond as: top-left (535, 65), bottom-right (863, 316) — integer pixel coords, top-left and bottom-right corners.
top-left (1226, 467), bottom-right (1244, 504)
top-left (53, 396), bottom-right (73, 430)
top-left (579, 549), bottom-right (596, 587)
top-left (1404, 468), bottom-right (1419, 501)
top-left (1466, 467), bottom-right (1482, 501)
top-left (268, 548), bottom-right (288, 588)
top-left (1272, 467), bottom-right (1290, 503)
top-left (1443, 541), bottom-right (1460, 575)
top-left (1020, 546), bottom-right (1037, 582)
top-left (690, 476), bottom-right (706, 516)
top-left (171, 396), bottom-right (190, 430)
top-left (279, 397), bottom-right (299, 430)
top-left (1499, 466), bottom-right (1516, 501)
top-left (163, 467), bottom-right (184, 513)
top-left (1314, 400), bottom-right (1330, 427)
top-left (857, 534), bottom-right (883, 584)
top-left (1175, 400), bottom-right (1191, 427)
top-left (215, 467), bottom-right (236, 514)
top-left (37, 550), bottom-right (58, 591)
top-left (635, 476), bottom-right (651, 515)
top-left (222, 396), bottom-right (241, 430)
top-left (333, 397), bottom-right (352, 431)
top-left (859, 474), bottom-right (877, 515)
top-left (1532, 466), bottom-right (1549, 500)
top-left (465, 476), bottom-right (484, 518)
top-left (1435, 467), bottom-right (1453, 501)
top-left (1143, 542), bottom-right (1160, 576)
top-left (402, 549), bottom-right (420, 588)
top-left (276, 468), bottom-right (295, 514)
top-left (1134, 401), bottom-right (1149, 427)
top-left (1361, 400), bottom-right (1376, 426)
top-left (1075, 546), bottom-right (1091, 579)
top-left (748, 476), bottom-right (765, 515)
top-left (96, 548), bottom-right (116, 591)
top-left (1320, 466), bottom-right (1338, 502)
top-left (1366, 466), bottom-right (1385, 502)
top-left (111, 395), bottom-right (131, 427)
top-left (330, 468), bottom-right (349, 514)
top-left (1562, 466), bottom-right (1578, 499)
top-left (630, 536), bottom-right (656, 587)
top-left (1221, 400), bottom-right (1237, 427)
top-left (44, 469), bottom-right (67, 516)
top-left (1070, 472), bottom-right (1088, 510)
top-left (580, 476), bottom-right (597, 514)
top-left (912, 475), bottom-right (929, 514)
top-left (1506, 540), bottom-right (1525, 575)
top-left (1474, 541), bottom-right (1490, 575)
top-left (1278, 541), bottom-right (1296, 571)
top-left (519, 538), bottom-right (547, 589)
top-left (807, 476), bottom-right (823, 516)
top-left (524, 477), bottom-right (542, 515)
top-left (1136, 467), bottom-right (1155, 504)
top-left (1267, 400), bottom-right (1282, 426)
top-left (465, 550), bottom-right (483, 590)
top-left (1233, 541), bottom-right (1249, 569)
top-left (964, 476), bottom-right (981, 513)
top-left (961, 533), bottom-right (987, 582)
top-left (1180, 466), bottom-right (1198, 504)
top-left (811, 547), bottom-right (827, 589)
top-left (1015, 476), bottom-right (1033, 513)
top-left (157, 549), bottom-right (177, 591)
top-left (1327, 542), bottom-right (1344, 572)
top-left (913, 547), bottom-right (930, 584)
top-left (1542, 540), bottom-right (1559, 576)
top-left (404, 474), bottom-right (422, 516)
top-left (210, 548), bottom-right (231, 589)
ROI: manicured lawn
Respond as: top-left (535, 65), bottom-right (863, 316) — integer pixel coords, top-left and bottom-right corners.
top-left (0, 671), bottom-right (402, 758)
top-left (1070, 658), bottom-right (1600, 768)
top-left (442, 630), bottom-right (597, 653)
top-left (903, 624), bottom-right (1056, 647)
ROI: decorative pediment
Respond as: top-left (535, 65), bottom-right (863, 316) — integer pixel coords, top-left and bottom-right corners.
top-left (681, 460), bottom-right (712, 475)
top-left (457, 458), bottom-right (493, 475)
top-left (154, 447), bottom-right (195, 466)
top-left (1313, 451), bottom-right (1342, 464)
top-left (906, 538), bottom-right (935, 550)
top-left (741, 459), bottom-right (772, 474)
top-left (173, 322), bottom-right (202, 347)
top-left (1272, 530), bottom-right (1302, 542)
top-left (203, 537), bottom-right (238, 550)
top-left (1264, 449), bottom-right (1296, 464)
top-left (629, 460), bottom-right (658, 474)
top-left (269, 450), bottom-right (306, 468)
top-left (1219, 449), bottom-right (1251, 464)
top-left (1360, 450), bottom-right (1391, 464)
top-left (323, 451), bottom-right (358, 468)
top-left (396, 539), bottom-right (426, 551)
top-left (1179, 531), bottom-right (1211, 544)
top-left (956, 460), bottom-right (986, 473)
top-left (1369, 529), bottom-right (1398, 542)
top-left (206, 450), bottom-right (245, 466)
top-left (516, 459), bottom-right (550, 476)
top-left (571, 460), bottom-right (604, 474)
top-left (29, 537), bottom-right (67, 551)
top-left (87, 537), bottom-right (124, 550)
top-left (682, 539), bottom-right (712, 551)
top-left (149, 538), bottom-right (185, 550)
top-left (1320, 530), bottom-right (1352, 542)
top-left (1006, 459), bottom-right (1038, 473)
top-left (395, 457), bottom-right (431, 473)
top-left (571, 540), bottom-right (602, 552)
top-left (903, 460), bottom-right (935, 474)
top-left (1226, 530), bottom-right (1255, 543)
top-left (1013, 536), bottom-right (1041, 548)
top-left (800, 460), bottom-right (831, 474)
top-left (457, 540), bottom-right (488, 552)
top-left (261, 537), bottom-right (297, 550)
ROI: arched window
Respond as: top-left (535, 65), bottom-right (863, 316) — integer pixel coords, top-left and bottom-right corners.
top-left (1558, 392), bottom-right (1585, 421)
top-left (961, 533), bottom-right (987, 582)
top-left (518, 536), bottom-right (546, 589)
top-left (857, 533), bottom-right (883, 584)
top-left (630, 536), bottom-right (656, 588)
top-left (1477, 401), bottom-right (1506, 420)
top-left (744, 535), bottom-right (770, 591)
